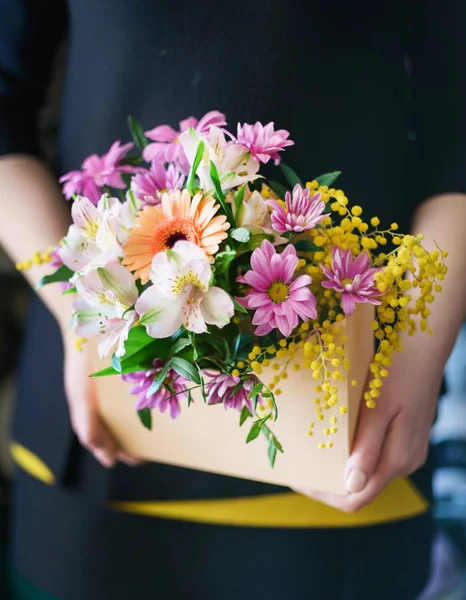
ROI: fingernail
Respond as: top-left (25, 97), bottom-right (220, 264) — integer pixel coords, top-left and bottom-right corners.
top-left (345, 469), bottom-right (367, 493)
top-left (94, 449), bottom-right (116, 469)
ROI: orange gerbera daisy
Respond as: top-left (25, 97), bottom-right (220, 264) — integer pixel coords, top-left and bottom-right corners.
top-left (123, 189), bottom-right (229, 283)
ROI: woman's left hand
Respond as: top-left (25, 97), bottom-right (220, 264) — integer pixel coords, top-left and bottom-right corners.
top-left (295, 347), bottom-right (442, 513)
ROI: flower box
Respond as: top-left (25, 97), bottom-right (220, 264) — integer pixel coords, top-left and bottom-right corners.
top-left (95, 303), bottom-right (374, 494)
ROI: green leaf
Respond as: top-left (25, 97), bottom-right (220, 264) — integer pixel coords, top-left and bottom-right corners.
top-left (214, 248), bottom-right (236, 275)
top-left (234, 184), bottom-right (247, 224)
top-left (187, 388), bottom-right (193, 407)
top-left (35, 265), bottom-right (75, 290)
top-left (240, 406), bottom-right (252, 426)
top-left (121, 172), bottom-right (133, 188)
top-left (171, 357), bottom-right (201, 384)
top-left (209, 161), bottom-right (234, 222)
top-left (246, 421), bottom-right (262, 443)
top-left (127, 115), bottom-right (148, 150)
top-left (294, 240), bottom-right (322, 253)
top-left (62, 287), bottom-right (77, 295)
top-left (232, 297), bottom-right (248, 315)
top-left (268, 440), bottom-right (277, 467)
top-left (148, 361), bottom-right (172, 397)
top-left (248, 232), bottom-right (274, 250)
top-left (137, 408), bottom-right (152, 430)
top-left (280, 163), bottom-right (303, 188)
top-left (170, 337), bottom-right (192, 355)
top-left (209, 160), bottom-right (226, 201)
top-left (252, 394), bottom-right (259, 413)
top-left (112, 354), bottom-right (122, 373)
top-left (196, 364), bottom-right (207, 402)
top-left (268, 180), bottom-right (288, 198)
top-left (248, 382), bottom-right (264, 400)
top-left (230, 228), bottom-right (251, 243)
top-left (186, 139), bottom-right (205, 194)
top-left (271, 434), bottom-right (284, 453)
top-left (316, 171), bottom-right (341, 188)
top-left (188, 332), bottom-right (199, 361)
top-left (119, 155), bottom-right (144, 166)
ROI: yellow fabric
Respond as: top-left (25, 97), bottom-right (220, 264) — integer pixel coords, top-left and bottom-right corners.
top-left (11, 442), bottom-right (429, 527)
top-left (10, 442), bottom-right (56, 486)
top-left (109, 478), bottom-right (429, 528)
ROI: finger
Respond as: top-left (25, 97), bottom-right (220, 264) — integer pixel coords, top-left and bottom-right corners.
top-left (93, 445), bottom-right (117, 469)
top-left (295, 413), bottom-right (407, 513)
top-left (117, 451), bottom-right (147, 467)
top-left (343, 398), bottom-right (393, 494)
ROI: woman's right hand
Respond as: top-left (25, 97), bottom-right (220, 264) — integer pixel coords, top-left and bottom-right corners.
top-left (62, 329), bottom-right (142, 468)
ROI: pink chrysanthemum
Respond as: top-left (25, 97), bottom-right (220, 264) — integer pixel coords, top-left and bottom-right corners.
top-left (143, 110), bottom-right (227, 174)
top-left (268, 185), bottom-right (329, 233)
top-left (122, 359), bottom-right (189, 419)
top-left (321, 246), bottom-right (383, 316)
top-left (237, 240), bottom-right (317, 337)
top-left (205, 373), bottom-right (263, 412)
top-left (59, 141), bottom-right (138, 205)
top-left (131, 162), bottom-right (185, 206)
top-left (236, 121), bottom-right (294, 165)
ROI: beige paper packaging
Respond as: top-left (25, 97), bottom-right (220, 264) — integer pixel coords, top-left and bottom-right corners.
top-left (95, 303), bottom-right (374, 494)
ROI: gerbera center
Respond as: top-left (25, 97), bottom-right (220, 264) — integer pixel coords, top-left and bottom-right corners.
top-left (268, 282), bottom-right (290, 304)
top-left (151, 218), bottom-right (198, 254)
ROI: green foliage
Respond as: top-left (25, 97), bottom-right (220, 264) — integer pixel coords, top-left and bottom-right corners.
top-left (280, 163), bottom-right (303, 187)
top-left (127, 115), bottom-right (148, 150)
top-left (214, 247), bottom-right (236, 274)
top-left (316, 171), bottom-right (341, 187)
top-left (294, 240), bottom-right (322, 253)
top-left (239, 406), bottom-right (251, 426)
top-left (170, 357), bottom-right (201, 384)
top-left (137, 408), bottom-right (152, 430)
top-left (186, 140), bottom-right (204, 194)
top-left (35, 265), bottom-right (74, 290)
top-left (230, 228), bottom-right (251, 243)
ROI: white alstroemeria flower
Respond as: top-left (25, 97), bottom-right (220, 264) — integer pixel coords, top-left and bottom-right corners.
top-left (118, 190), bottom-right (141, 243)
top-left (136, 241), bottom-right (234, 339)
top-left (179, 126), bottom-right (260, 192)
top-left (60, 194), bottom-right (125, 277)
top-left (232, 189), bottom-right (287, 246)
top-left (74, 262), bottom-right (138, 357)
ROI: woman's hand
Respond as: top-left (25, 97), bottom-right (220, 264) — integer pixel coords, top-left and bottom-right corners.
top-left (295, 347), bottom-right (441, 512)
top-left (62, 330), bottom-right (143, 468)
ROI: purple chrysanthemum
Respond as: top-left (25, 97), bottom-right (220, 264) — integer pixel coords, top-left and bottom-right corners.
top-left (122, 359), bottom-right (189, 419)
top-left (131, 162), bottom-right (185, 206)
top-left (205, 372), bottom-right (263, 413)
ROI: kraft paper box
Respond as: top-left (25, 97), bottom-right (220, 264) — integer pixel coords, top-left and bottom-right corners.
top-left (95, 304), bottom-right (374, 495)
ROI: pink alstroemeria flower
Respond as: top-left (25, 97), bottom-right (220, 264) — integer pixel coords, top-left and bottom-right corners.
top-left (131, 162), bottom-right (185, 206)
top-left (59, 141), bottom-right (138, 205)
top-left (205, 373), bottom-right (263, 413)
top-left (237, 240), bottom-right (317, 337)
top-left (122, 359), bottom-right (190, 419)
top-left (236, 121), bottom-right (294, 165)
top-left (321, 246), bottom-right (383, 316)
top-left (143, 111), bottom-right (227, 174)
top-left (268, 185), bottom-right (329, 233)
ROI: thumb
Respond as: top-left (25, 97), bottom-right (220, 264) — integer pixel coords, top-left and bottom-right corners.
top-left (344, 400), bottom-right (391, 493)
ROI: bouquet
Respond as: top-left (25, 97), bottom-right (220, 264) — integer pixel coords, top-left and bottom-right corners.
top-left (20, 110), bottom-right (447, 467)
